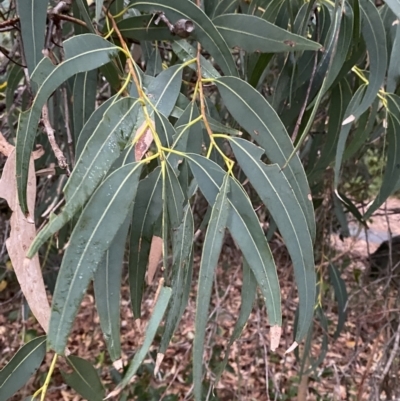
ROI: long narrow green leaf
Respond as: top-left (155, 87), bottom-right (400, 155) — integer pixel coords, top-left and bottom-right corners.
top-left (348, 0), bottom-right (387, 119)
top-left (118, 15), bottom-right (177, 41)
top-left (16, 34), bottom-right (119, 215)
top-left (0, 336), bottom-right (46, 401)
top-left (72, 70), bottom-right (97, 142)
top-left (48, 163), bottom-right (143, 354)
top-left (27, 98), bottom-right (139, 259)
top-left (212, 0), bottom-right (239, 18)
top-left (215, 76), bottom-right (315, 242)
top-left (16, 0), bottom-right (47, 77)
top-left (159, 205), bottom-right (194, 354)
top-left (172, 40), bottom-right (220, 79)
top-left (334, 85), bottom-right (366, 188)
top-left (94, 218), bottom-right (130, 361)
top-left (113, 287), bottom-right (172, 392)
top-left (187, 154), bottom-right (282, 330)
top-left (129, 168), bottom-right (163, 318)
top-left (147, 64), bottom-right (183, 116)
top-left (308, 80), bottom-right (352, 181)
top-left (382, 0), bottom-right (400, 20)
top-left (75, 96), bottom-right (117, 158)
top-left (365, 94), bottom-right (400, 218)
top-left (214, 14), bottom-right (321, 52)
top-left (193, 174), bottom-right (230, 401)
top-left (165, 160), bottom-right (185, 230)
top-left (230, 138), bottom-right (315, 342)
top-left (5, 64), bottom-right (24, 135)
top-left (387, 23), bottom-right (400, 93)
top-left (328, 264), bottom-right (348, 339)
top-left (129, 0), bottom-right (238, 76)
top-left (62, 356), bottom-right (105, 401)
top-left (214, 259), bottom-right (256, 382)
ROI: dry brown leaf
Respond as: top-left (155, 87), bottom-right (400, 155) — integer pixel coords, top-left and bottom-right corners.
top-left (0, 149), bottom-right (51, 332)
top-left (147, 235), bottom-right (163, 284)
top-left (154, 352), bottom-right (165, 375)
top-left (270, 325), bottom-right (282, 351)
top-left (134, 119), bottom-right (155, 161)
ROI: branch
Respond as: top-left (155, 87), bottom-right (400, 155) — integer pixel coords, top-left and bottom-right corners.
top-left (42, 104), bottom-right (70, 175)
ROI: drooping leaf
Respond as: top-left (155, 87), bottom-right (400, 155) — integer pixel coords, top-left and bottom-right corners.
top-left (95, 0), bottom-right (104, 22)
top-left (118, 15), bottom-right (177, 41)
top-left (72, 70), bottom-right (98, 142)
top-left (334, 85), bottom-right (366, 188)
top-left (75, 96), bottom-right (117, 158)
top-left (27, 97), bottom-right (139, 259)
top-left (109, 287), bottom-right (172, 394)
top-left (16, 0), bottom-right (48, 77)
top-left (62, 356), bottom-right (105, 401)
top-left (16, 34), bottom-right (120, 215)
top-left (214, 259), bottom-right (256, 382)
top-left (215, 76), bottom-right (315, 242)
top-left (48, 162), bottom-right (143, 354)
top-left (142, 41), bottom-right (163, 76)
top-left (193, 174), bottom-right (230, 401)
top-left (0, 336), bottom-right (46, 401)
top-left (129, 0), bottom-right (238, 76)
top-left (212, 0), bottom-right (239, 18)
top-left (187, 154), bottom-right (282, 333)
top-left (172, 40), bottom-right (220, 79)
top-left (230, 138), bottom-right (315, 342)
top-left (146, 64), bottom-right (183, 117)
top-left (5, 64), bottom-right (24, 135)
top-left (213, 14), bottom-right (322, 53)
top-left (308, 80), bottom-right (352, 181)
top-left (328, 264), bottom-right (348, 339)
top-left (387, 22), bottom-right (400, 93)
top-left (159, 205), bottom-right (194, 354)
top-left (364, 94), bottom-right (400, 218)
top-left (164, 160), bottom-right (185, 230)
top-left (94, 219), bottom-right (131, 361)
top-left (129, 168), bottom-right (163, 318)
top-left (349, 0), bottom-right (387, 119)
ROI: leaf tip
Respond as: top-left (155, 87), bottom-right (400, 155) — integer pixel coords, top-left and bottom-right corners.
top-left (154, 352), bottom-right (164, 375)
top-left (270, 325), bottom-right (281, 351)
top-left (342, 115), bottom-right (355, 126)
top-left (285, 341), bottom-right (298, 354)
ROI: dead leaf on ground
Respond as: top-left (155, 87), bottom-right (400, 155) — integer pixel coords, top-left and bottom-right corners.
top-left (0, 149), bottom-right (51, 332)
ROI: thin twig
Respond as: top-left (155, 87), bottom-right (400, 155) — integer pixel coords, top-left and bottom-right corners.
top-left (62, 86), bottom-right (74, 167)
top-left (42, 104), bottom-right (70, 175)
top-left (381, 319), bottom-right (400, 379)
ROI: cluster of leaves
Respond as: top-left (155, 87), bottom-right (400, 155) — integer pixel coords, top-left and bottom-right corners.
top-left (1, 0), bottom-right (400, 399)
